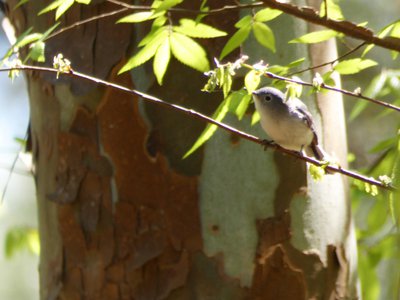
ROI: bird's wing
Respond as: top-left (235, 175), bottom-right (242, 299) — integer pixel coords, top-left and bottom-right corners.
top-left (291, 99), bottom-right (320, 145)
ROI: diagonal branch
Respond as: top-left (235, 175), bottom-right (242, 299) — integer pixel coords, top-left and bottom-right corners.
top-left (0, 64), bottom-right (396, 192)
top-left (260, 0), bottom-right (400, 53)
top-left (287, 42), bottom-right (367, 77)
top-left (108, 0), bottom-right (400, 53)
top-left (243, 64), bottom-right (400, 113)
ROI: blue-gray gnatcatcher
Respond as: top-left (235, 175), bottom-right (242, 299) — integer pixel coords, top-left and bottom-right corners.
top-left (252, 86), bottom-right (325, 160)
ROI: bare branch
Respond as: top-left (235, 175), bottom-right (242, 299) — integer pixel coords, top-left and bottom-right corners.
top-left (244, 64), bottom-right (400, 113)
top-left (46, 8), bottom-right (129, 40)
top-left (287, 42), bottom-right (367, 77)
top-left (260, 0), bottom-right (400, 53)
top-left (0, 64), bottom-right (396, 192)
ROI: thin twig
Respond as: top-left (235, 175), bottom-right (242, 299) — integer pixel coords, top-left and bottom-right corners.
top-left (0, 64), bottom-right (396, 191)
top-left (243, 64), bottom-right (400, 113)
top-left (259, 0), bottom-right (400, 53)
top-left (323, 0), bottom-right (328, 19)
top-left (287, 42), bottom-right (367, 77)
top-left (106, 0), bottom-right (265, 14)
top-left (46, 7), bottom-right (129, 40)
top-left (1, 150), bottom-right (21, 202)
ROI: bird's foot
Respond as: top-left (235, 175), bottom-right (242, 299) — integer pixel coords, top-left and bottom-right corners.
top-left (261, 139), bottom-right (277, 151)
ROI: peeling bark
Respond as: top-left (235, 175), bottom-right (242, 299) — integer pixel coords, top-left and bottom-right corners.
top-left (5, 0), bottom-right (359, 299)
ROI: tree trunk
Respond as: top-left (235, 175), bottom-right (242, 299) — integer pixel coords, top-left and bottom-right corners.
top-left (6, 0), bottom-right (359, 299)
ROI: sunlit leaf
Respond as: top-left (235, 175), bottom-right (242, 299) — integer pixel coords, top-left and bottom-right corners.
top-left (15, 33), bottom-right (43, 48)
top-left (222, 68), bottom-right (232, 98)
top-left (170, 32), bottom-right (209, 72)
top-left (389, 136), bottom-right (400, 226)
top-left (228, 89), bottom-right (247, 113)
top-left (267, 65), bottom-right (288, 75)
top-left (117, 11), bottom-right (162, 23)
top-left (254, 8), bottom-right (282, 22)
top-left (55, 0), bottom-right (74, 20)
top-left (15, 0), bottom-right (30, 9)
top-left (319, 0), bottom-right (344, 20)
top-left (139, 26), bottom-right (166, 47)
top-left (251, 110), bottom-right (260, 125)
top-left (220, 25), bottom-right (251, 59)
top-left (119, 28), bottom-right (168, 74)
top-left (38, 0), bottom-right (63, 15)
top-left (75, 0), bottom-right (90, 3)
top-left (363, 24), bottom-right (394, 56)
top-left (361, 44), bottom-right (375, 57)
top-left (390, 21), bottom-right (400, 38)
top-left (334, 58), bottom-right (377, 75)
top-left (235, 93), bottom-right (252, 120)
top-left (287, 57), bottom-right (305, 68)
top-left (252, 21), bottom-right (275, 52)
top-left (29, 41), bottom-right (45, 62)
top-left (244, 70), bottom-right (261, 94)
top-left (173, 19), bottom-right (227, 38)
top-left (153, 38), bottom-right (171, 85)
top-left (155, 0), bottom-right (183, 12)
top-left (5, 227), bottom-right (40, 258)
top-left (183, 96), bottom-right (231, 158)
top-left (289, 30), bottom-right (338, 44)
top-left (369, 137), bottom-right (396, 153)
top-left (234, 15), bottom-right (252, 28)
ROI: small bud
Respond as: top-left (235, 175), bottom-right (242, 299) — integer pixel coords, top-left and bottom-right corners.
top-left (354, 87), bottom-right (361, 95)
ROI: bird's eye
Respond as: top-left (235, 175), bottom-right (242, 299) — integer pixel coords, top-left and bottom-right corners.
top-left (265, 95), bottom-right (272, 101)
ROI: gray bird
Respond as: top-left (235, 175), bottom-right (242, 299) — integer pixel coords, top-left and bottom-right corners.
top-left (252, 86), bottom-right (325, 160)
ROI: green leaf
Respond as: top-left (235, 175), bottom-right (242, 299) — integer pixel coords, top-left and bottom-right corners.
top-left (235, 15), bottom-right (252, 28)
top-left (41, 22), bottom-right (60, 41)
top-left (244, 70), bottom-right (261, 94)
top-left (369, 137), bottom-right (396, 153)
top-left (289, 30), bottom-right (338, 44)
top-left (15, 33), bottom-right (43, 48)
top-left (55, 0), bottom-right (74, 20)
top-left (267, 65), bottom-right (288, 75)
top-left (390, 21), bottom-right (400, 38)
top-left (361, 44), bottom-right (375, 57)
top-left (38, 0), bottom-right (63, 15)
top-left (76, 0), bottom-right (90, 3)
top-left (390, 136), bottom-right (400, 225)
top-left (334, 58), bottom-right (377, 75)
top-left (183, 96), bottom-right (231, 158)
top-left (173, 19), bottom-right (227, 38)
top-left (363, 23), bottom-right (395, 56)
top-left (222, 68), bottom-right (232, 98)
top-left (228, 89), bottom-right (247, 113)
top-left (29, 41), bottom-right (46, 62)
top-left (254, 8), bottom-right (282, 22)
top-left (235, 94), bottom-right (252, 120)
top-left (220, 25), bottom-right (251, 60)
top-left (252, 22), bottom-right (275, 52)
top-left (319, 0), bottom-right (344, 20)
top-left (139, 26), bottom-right (166, 47)
top-left (119, 28), bottom-right (168, 74)
top-left (170, 32), bottom-right (209, 72)
top-left (117, 11), bottom-right (162, 23)
top-left (153, 38), bottom-right (171, 85)
top-left (15, 0), bottom-right (30, 9)
top-left (287, 57), bottom-right (305, 68)
top-left (251, 110), bottom-right (260, 125)
top-left (155, 0), bottom-right (183, 12)
top-left (5, 227), bottom-right (40, 258)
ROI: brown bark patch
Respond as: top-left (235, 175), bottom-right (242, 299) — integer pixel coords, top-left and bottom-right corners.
top-left (252, 245), bottom-right (307, 300)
